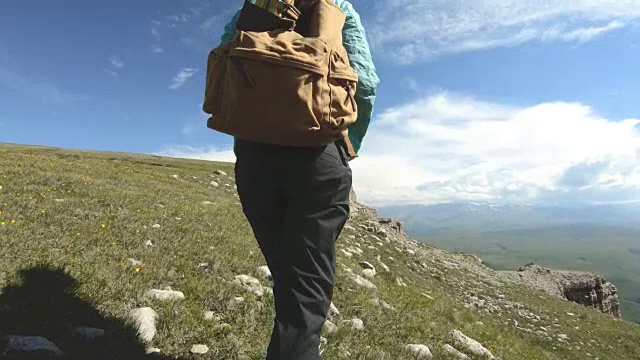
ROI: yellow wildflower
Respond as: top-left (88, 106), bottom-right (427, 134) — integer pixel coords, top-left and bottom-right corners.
top-left (76, 232), bottom-right (80, 236)
top-left (1, 221), bottom-right (5, 226)
top-left (11, 219), bottom-right (15, 224)
top-left (135, 267), bottom-right (141, 273)
top-left (101, 223), bottom-right (106, 228)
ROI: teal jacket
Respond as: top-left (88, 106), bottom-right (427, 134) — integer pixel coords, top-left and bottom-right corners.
top-left (219, 0), bottom-right (380, 158)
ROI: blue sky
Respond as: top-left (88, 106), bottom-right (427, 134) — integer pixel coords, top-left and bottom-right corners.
top-left (2, 0), bottom-right (640, 206)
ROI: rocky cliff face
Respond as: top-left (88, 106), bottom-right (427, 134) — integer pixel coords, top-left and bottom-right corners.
top-left (509, 263), bottom-right (621, 318)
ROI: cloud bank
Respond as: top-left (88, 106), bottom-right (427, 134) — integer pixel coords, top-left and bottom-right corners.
top-left (369, 0), bottom-right (640, 63)
top-left (350, 91), bottom-right (640, 206)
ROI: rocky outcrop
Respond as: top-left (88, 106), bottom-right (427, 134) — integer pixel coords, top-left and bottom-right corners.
top-left (510, 263), bottom-right (621, 318)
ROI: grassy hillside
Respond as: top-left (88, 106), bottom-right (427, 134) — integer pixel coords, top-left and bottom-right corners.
top-left (1, 142), bottom-right (640, 359)
top-left (415, 227), bottom-right (640, 325)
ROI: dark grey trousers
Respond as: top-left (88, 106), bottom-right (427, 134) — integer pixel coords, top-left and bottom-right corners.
top-left (234, 138), bottom-right (352, 360)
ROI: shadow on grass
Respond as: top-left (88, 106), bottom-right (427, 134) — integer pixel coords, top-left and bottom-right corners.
top-left (0, 265), bottom-right (172, 359)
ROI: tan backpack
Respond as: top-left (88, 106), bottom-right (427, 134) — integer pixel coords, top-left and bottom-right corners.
top-left (203, 0), bottom-right (359, 157)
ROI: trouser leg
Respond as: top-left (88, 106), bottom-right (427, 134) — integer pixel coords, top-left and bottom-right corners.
top-left (235, 139), bottom-right (352, 360)
top-left (269, 141), bottom-right (352, 360)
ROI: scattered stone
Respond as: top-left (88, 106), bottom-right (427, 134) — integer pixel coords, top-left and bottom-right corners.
top-left (201, 201), bottom-right (213, 205)
top-left (404, 344), bottom-right (433, 359)
top-left (214, 170), bottom-right (227, 176)
top-left (146, 347), bottom-right (162, 355)
top-left (567, 312), bottom-right (575, 316)
top-left (323, 320), bottom-right (338, 334)
top-left (362, 269), bottom-right (376, 279)
top-left (349, 273), bottom-right (377, 289)
top-left (210, 181), bottom-right (219, 187)
top-left (72, 326), bottom-right (105, 340)
top-left (125, 258), bottom-right (143, 268)
top-left (475, 321), bottom-right (484, 326)
top-left (340, 249), bottom-right (353, 258)
top-left (342, 318), bottom-right (364, 331)
top-left (151, 224), bottom-right (161, 229)
top-left (422, 293), bottom-right (435, 300)
top-left (4, 335), bottom-right (64, 356)
top-left (396, 277), bottom-right (407, 287)
top-left (129, 307), bottom-right (158, 343)
top-left (558, 334), bottom-right (569, 341)
top-left (257, 265), bottom-right (272, 281)
top-left (190, 344), bottom-right (209, 354)
top-left (369, 298), bottom-right (397, 311)
top-left (228, 297), bottom-right (245, 308)
top-left (144, 240), bottom-right (155, 248)
top-left (451, 330), bottom-right (495, 359)
top-left (233, 274), bottom-right (264, 296)
top-left (54, 198), bottom-right (65, 203)
top-left (145, 289), bottom-right (185, 301)
top-left (197, 262), bottom-right (210, 269)
top-left (172, 174), bottom-right (179, 179)
top-left (442, 344), bottom-right (470, 359)
top-left (328, 302), bottom-right (340, 319)
top-left (359, 261), bottom-right (375, 270)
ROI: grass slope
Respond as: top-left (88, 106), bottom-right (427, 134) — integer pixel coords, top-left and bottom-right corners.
top-left (1, 142), bottom-right (640, 359)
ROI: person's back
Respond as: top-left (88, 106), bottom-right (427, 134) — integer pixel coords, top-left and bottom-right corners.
top-left (210, 1), bottom-right (379, 359)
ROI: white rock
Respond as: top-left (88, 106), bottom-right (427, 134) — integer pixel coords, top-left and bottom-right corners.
top-left (422, 293), bottom-right (435, 300)
top-left (129, 307), bottom-right (158, 343)
top-left (257, 265), bottom-right (272, 281)
top-left (349, 273), bottom-right (377, 289)
top-left (377, 260), bottom-right (390, 272)
top-left (172, 174), bottom-right (179, 179)
top-left (442, 344), bottom-right (470, 359)
top-left (396, 277), bottom-right (407, 287)
top-left (362, 268), bottom-right (376, 279)
top-left (328, 302), bottom-right (340, 319)
top-left (151, 224), bottom-right (161, 229)
top-left (451, 330), bottom-right (496, 359)
top-left (227, 297), bottom-right (245, 309)
top-left (201, 201), bottom-right (214, 205)
top-left (340, 249), bottom-right (353, 257)
top-left (359, 261), bottom-right (375, 270)
top-left (146, 347), bottom-right (162, 355)
top-left (54, 198), bottom-right (65, 203)
top-left (5, 336), bottom-right (64, 356)
top-left (145, 289), bottom-right (185, 301)
top-left (190, 344), bottom-right (209, 354)
top-left (214, 170), bottom-right (227, 176)
top-left (323, 320), bottom-right (338, 334)
top-left (210, 181), bottom-right (219, 187)
top-left (342, 318), bottom-right (364, 331)
top-left (144, 240), bottom-right (155, 248)
top-left (125, 258), bottom-right (143, 268)
top-left (233, 274), bottom-right (264, 296)
top-left (405, 344), bottom-right (432, 359)
top-left (567, 312), bottom-right (575, 316)
top-left (406, 249), bottom-right (416, 255)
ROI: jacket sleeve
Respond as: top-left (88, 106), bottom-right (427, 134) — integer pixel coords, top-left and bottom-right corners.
top-left (219, 9), bottom-right (242, 46)
top-left (335, 0), bottom-right (380, 155)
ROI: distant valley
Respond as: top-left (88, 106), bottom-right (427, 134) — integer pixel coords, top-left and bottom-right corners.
top-left (378, 202), bottom-right (640, 324)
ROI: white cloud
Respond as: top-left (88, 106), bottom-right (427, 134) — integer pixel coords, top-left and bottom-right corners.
top-left (369, 0), bottom-right (640, 63)
top-left (350, 91), bottom-right (640, 206)
top-left (154, 145), bottom-right (236, 163)
top-left (109, 55), bottom-right (123, 69)
top-left (150, 46), bottom-right (164, 53)
top-left (169, 68), bottom-right (198, 90)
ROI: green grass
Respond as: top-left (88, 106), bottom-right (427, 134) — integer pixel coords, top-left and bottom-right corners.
top-left (1, 142), bottom-right (640, 359)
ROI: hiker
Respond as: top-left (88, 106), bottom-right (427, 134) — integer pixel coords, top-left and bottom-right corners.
top-left (206, 0), bottom-right (379, 358)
